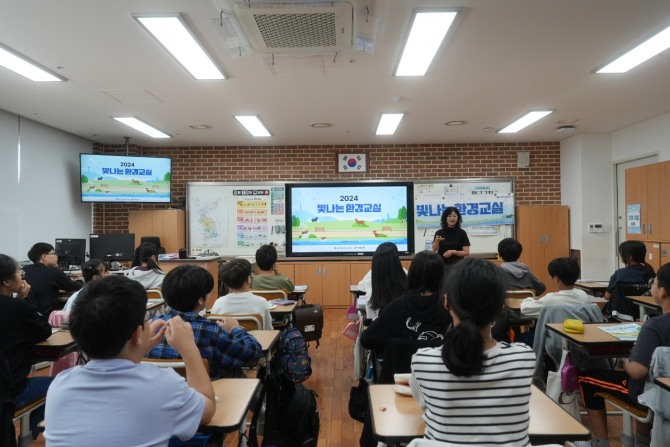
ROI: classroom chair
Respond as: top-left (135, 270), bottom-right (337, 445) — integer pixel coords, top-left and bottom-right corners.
top-left (12, 398), bottom-right (46, 447)
top-left (207, 313), bottom-right (264, 331)
top-left (249, 289), bottom-right (290, 328)
top-left (594, 391), bottom-right (652, 447)
top-left (505, 289), bottom-right (536, 342)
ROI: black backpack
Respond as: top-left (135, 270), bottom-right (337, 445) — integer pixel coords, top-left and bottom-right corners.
top-left (260, 374), bottom-right (319, 447)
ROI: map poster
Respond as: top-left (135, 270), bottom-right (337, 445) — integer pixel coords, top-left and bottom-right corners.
top-left (187, 183), bottom-right (285, 256)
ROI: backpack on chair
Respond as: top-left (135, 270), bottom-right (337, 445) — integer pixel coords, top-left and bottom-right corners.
top-left (272, 327), bottom-right (312, 383)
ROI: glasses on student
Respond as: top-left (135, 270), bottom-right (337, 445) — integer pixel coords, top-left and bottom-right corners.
top-left (47, 252), bottom-right (57, 256)
top-left (649, 278), bottom-right (658, 287)
top-left (18, 270), bottom-right (25, 279)
top-left (140, 313), bottom-right (152, 328)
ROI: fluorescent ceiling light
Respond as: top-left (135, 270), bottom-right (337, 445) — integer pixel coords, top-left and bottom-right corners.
top-left (394, 10), bottom-right (458, 76)
top-left (376, 113), bottom-right (404, 135)
top-left (113, 117), bottom-right (171, 139)
top-left (235, 116), bottom-right (271, 137)
top-left (134, 14), bottom-right (225, 80)
top-left (597, 25), bottom-right (670, 73)
top-left (0, 43), bottom-right (64, 81)
top-left (498, 111), bottom-right (552, 134)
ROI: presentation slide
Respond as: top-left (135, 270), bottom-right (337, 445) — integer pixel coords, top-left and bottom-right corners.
top-left (80, 154), bottom-right (171, 203)
top-left (288, 183), bottom-right (412, 255)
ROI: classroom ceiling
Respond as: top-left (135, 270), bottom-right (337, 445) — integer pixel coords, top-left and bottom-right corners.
top-left (1, 0), bottom-right (670, 147)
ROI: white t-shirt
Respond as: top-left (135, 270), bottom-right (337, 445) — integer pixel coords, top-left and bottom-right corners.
top-left (62, 289), bottom-right (81, 312)
top-left (45, 359), bottom-right (205, 447)
top-left (520, 288), bottom-right (591, 317)
top-left (211, 291), bottom-right (273, 330)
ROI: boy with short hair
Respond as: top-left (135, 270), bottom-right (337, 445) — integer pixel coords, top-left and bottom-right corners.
top-left (498, 238), bottom-right (546, 295)
top-left (44, 275), bottom-right (216, 446)
top-left (212, 259), bottom-right (273, 330)
top-left (520, 257), bottom-right (590, 317)
top-left (251, 244), bottom-right (294, 292)
top-left (23, 242), bottom-right (82, 315)
top-left (148, 264), bottom-right (263, 377)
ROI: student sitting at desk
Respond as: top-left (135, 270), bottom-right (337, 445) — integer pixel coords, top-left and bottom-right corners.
top-left (0, 254), bottom-right (53, 441)
top-left (212, 258), bottom-right (273, 330)
top-left (44, 275), bottom-right (216, 446)
top-left (147, 264), bottom-right (262, 378)
top-left (126, 242), bottom-right (166, 289)
top-left (498, 237), bottom-right (546, 295)
top-left (604, 240), bottom-right (656, 321)
top-left (576, 262), bottom-right (670, 447)
top-left (360, 250), bottom-right (450, 356)
top-left (23, 242), bottom-right (82, 316)
top-left (250, 243), bottom-right (294, 293)
top-left (357, 242), bottom-right (407, 321)
top-left (520, 257), bottom-right (590, 318)
top-left (62, 259), bottom-right (109, 312)
top-left (410, 258), bottom-right (536, 446)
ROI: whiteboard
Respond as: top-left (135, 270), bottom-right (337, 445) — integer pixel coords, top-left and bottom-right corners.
top-left (413, 179), bottom-right (515, 254)
top-left (187, 179), bottom-right (514, 257)
top-left (187, 182), bottom-right (286, 257)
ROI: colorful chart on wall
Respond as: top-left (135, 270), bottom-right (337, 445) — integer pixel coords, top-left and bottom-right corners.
top-left (413, 179), bottom-right (515, 254)
top-left (187, 182), bottom-right (286, 257)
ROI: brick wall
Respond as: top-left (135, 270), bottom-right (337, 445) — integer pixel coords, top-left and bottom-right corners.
top-left (91, 142), bottom-right (560, 233)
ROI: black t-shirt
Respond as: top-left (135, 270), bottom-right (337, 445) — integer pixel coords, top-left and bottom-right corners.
top-left (433, 227), bottom-right (470, 265)
top-left (628, 312), bottom-right (670, 396)
top-left (24, 263), bottom-right (82, 316)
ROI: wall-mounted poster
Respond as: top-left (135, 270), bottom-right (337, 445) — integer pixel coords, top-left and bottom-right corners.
top-left (627, 204), bottom-right (641, 234)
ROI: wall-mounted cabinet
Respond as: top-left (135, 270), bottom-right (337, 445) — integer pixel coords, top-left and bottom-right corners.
top-left (516, 205), bottom-right (569, 293)
top-left (128, 209), bottom-right (185, 253)
top-left (625, 162), bottom-right (670, 241)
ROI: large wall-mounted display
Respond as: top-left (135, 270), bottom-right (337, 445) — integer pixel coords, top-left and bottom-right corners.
top-left (285, 182), bottom-right (414, 257)
top-left (80, 154), bottom-right (172, 203)
top-left (186, 179), bottom-right (514, 257)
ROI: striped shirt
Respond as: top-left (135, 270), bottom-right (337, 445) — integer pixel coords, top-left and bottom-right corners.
top-left (410, 341), bottom-right (536, 446)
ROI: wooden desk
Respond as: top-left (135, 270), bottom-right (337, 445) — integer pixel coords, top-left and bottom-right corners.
top-left (249, 329), bottom-right (280, 377)
top-left (546, 322), bottom-right (641, 357)
top-left (368, 384), bottom-right (590, 444)
top-left (575, 281), bottom-right (609, 296)
top-left (626, 295), bottom-right (661, 320)
top-left (248, 330), bottom-right (280, 353)
top-left (160, 258), bottom-right (221, 309)
top-left (32, 330), bottom-right (77, 362)
top-left (202, 378), bottom-right (260, 433)
top-left (269, 302), bottom-right (297, 315)
top-left (655, 377), bottom-right (670, 392)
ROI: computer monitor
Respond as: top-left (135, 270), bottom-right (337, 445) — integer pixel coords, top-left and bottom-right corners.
top-left (89, 233), bottom-right (136, 264)
top-left (54, 238), bottom-right (86, 269)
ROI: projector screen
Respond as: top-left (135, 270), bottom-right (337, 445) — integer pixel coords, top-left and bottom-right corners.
top-left (285, 182), bottom-right (414, 257)
top-left (80, 154), bottom-right (171, 203)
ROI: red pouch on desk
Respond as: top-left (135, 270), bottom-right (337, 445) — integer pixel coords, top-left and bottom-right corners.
top-left (561, 353), bottom-right (580, 392)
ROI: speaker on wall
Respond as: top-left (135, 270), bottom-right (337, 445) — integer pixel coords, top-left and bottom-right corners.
top-left (517, 151), bottom-right (530, 168)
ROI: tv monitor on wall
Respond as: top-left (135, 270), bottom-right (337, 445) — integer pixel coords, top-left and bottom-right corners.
top-left (54, 238), bottom-right (86, 268)
top-left (285, 182), bottom-right (414, 257)
top-left (80, 154), bottom-right (171, 203)
top-left (89, 233), bottom-right (136, 262)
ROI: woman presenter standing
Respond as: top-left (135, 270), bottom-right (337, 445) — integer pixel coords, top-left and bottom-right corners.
top-left (432, 206), bottom-right (470, 275)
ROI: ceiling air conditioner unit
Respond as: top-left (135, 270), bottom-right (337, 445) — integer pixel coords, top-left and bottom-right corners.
top-left (215, 1), bottom-right (364, 55)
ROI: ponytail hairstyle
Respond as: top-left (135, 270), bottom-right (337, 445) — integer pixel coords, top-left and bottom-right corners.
top-left (138, 242), bottom-right (162, 273)
top-left (81, 259), bottom-right (109, 283)
top-left (441, 258), bottom-right (506, 376)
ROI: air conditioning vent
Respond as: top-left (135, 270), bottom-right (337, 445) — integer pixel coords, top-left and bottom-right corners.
top-left (231, 1), bottom-right (354, 54)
